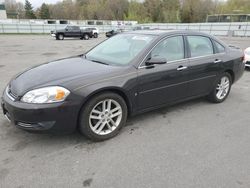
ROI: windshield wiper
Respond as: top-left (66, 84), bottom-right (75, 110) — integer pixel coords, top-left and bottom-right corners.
top-left (89, 59), bottom-right (109, 65)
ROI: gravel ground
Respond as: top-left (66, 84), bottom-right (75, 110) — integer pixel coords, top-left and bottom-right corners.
top-left (0, 34), bottom-right (250, 188)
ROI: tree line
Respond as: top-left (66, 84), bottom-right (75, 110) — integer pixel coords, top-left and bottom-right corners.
top-left (4, 0), bottom-right (250, 23)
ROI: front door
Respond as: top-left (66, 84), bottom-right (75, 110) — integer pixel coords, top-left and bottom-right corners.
top-left (137, 35), bottom-right (189, 110)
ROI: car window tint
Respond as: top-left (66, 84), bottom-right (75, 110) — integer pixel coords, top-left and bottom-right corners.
top-left (187, 36), bottom-right (213, 57)
top-left (151, 36), bottom-right (184, 62)
top-left (214, 40), bottom-right (225, 53)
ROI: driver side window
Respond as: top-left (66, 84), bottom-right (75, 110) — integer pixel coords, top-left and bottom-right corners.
top-left (151, 36), bottom-right (184, 62)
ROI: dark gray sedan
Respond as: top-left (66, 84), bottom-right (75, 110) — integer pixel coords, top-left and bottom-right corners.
top-left (1, 30), bottom-right (245, 141)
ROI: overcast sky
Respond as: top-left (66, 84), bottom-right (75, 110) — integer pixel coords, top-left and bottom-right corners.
top-left (16, 0), bottom-right (62, 8)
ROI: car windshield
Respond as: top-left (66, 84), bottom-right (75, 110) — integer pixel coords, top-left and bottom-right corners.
top-left (86, 34), bottom-right (155, 65)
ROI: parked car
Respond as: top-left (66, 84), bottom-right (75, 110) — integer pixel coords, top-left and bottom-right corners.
top-left (244, 47), bottom-right (250, 69)
top-left (1, 30), bottom-right (245, 141)
top-left (84, 27), bottom-right (99, 38)
top-left (51, 25), bottom-right (93, 40)
top-left (105, 29), bottom-right (122, 37)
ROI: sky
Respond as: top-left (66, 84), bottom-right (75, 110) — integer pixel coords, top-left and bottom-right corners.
top-left (16, 0), bottom-right (62, 8)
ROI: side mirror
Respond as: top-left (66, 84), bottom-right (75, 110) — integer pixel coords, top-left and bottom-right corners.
top-left (145, 57), bottom-right (167, 66)
top-left (65, 28), bottom-right (68, 31)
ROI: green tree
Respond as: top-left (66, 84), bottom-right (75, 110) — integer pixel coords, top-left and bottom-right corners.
top-left (160, 0), bottom-right (180, 22)
top-left (39, 3), bottom-right (50, 19)
top-left (24, 0), bottom-right (36, 19)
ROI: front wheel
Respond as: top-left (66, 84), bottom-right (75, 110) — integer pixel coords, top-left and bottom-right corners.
top-left (207, 73), bottom-right (232, 103)
top-left (93, 33), bottom-right (98, 38)
top-left (79, 92), bottom-right (128, 141)
top-left (58, 34), bottom-right (64, 40)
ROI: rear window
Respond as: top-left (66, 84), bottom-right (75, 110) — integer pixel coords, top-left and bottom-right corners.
top-left (187, 36), bottom-right (214, 57)
top-left (214, 40), bottom-right (225, 53)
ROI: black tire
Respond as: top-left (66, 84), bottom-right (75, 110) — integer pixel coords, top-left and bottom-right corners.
top-left (79, 92), bottom-right (128, 141)
top-left (83, 34), bottom-right (90, 40)
top-left (58, 34), bottom-right (64, 40)
top-left (93, 33), bottom-right (98, 38)
top-left (207, 72), bottom-right (232, 103)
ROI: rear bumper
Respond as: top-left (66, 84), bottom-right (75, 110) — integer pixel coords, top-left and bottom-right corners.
top-left (51, 33), bottom-right (56, 37)
top-left (245, 62), bottom-right (250, 67)
top-left (1, 91), bottom-right (80, 134)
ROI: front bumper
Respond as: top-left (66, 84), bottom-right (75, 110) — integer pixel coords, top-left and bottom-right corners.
top-left (245, 61), bottom-right (250, 67)
top-left (1, 91), bottom-right (80, 134)
top-left (51, 33), bottom-right (56, 37)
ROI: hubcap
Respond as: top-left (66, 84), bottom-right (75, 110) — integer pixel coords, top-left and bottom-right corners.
top-left (89, 99), bottom-right (122, 135)
top-left (216, 76), bottom-right (230, 100)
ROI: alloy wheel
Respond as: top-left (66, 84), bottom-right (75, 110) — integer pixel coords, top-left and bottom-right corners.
top-left (89, 99), bottom-right (122, 135)
top-left (216, 76), bottom-right (230, 100)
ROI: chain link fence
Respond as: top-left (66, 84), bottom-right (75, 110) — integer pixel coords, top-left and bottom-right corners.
top-left (0, 22), bottom-right (249, 37)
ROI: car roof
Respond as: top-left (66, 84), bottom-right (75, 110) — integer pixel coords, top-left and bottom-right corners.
top-left (127, 29), bottom-right (211, 37)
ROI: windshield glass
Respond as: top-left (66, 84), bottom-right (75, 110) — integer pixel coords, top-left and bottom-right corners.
top-left (86, 34), bottom-right (155, 65)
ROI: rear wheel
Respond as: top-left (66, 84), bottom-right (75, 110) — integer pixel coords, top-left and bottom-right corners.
top-left (79, 92), bottom-right (128, 141)
top-left (207, 72), bottom-right (232, 103)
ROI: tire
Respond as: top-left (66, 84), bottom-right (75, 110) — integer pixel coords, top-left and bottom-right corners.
top-left (94, 33), bottom-right (98, 38)
top-left (58, 34), bottom-right (64, 40)
top-left (207, 72), bottom-right (232, 103)
top-left (83, 34), bottom-right (90, 40)
top-left (79, 92), bottom-right (128, 141)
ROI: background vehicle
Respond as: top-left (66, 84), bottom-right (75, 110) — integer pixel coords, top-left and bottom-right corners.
top-left (105, 29), bottom-right (123, 37)
top-left (1, 30), bottom-right (245, 141)
top-left (244, 47), bottom-right (250, 69)
top-left (84, 27), bottom-right (99, 38)
top-left (51, 25), bottom-right (93, 40)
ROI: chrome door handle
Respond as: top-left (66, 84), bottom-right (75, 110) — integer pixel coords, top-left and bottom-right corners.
top-left (177, 66), bottom-right (188, 71)
top-left (214, 59), bottom-right (222, 64)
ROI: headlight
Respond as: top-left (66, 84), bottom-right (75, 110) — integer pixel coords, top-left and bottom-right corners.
top-left (21, 86), bottom-right (70, 104)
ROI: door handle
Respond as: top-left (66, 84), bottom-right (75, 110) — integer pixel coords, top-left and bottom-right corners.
top-left (177, 66), bottom-right (188, 71)
top-left (214, 59), bottom-right (222, 64)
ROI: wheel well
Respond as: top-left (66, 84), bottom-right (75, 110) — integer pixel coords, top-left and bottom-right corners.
top-left (79, 89), bottom-right (132, 118)
top-left (57, 33), bottom-right (64, 36)
top-left (225, 69), bottom-right (235, 83)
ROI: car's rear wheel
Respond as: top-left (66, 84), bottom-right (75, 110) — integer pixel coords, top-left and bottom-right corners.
top-left (207, 72), bottom-right (232, 103)
top-left (58, 34), bottom-right (64, 40)
top-left (79, 92), bottom-right (128, 141)
top-left (83, 34), bottom-right (90, 40)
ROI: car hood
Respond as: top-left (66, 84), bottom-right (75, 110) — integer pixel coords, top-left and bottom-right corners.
top-left (9, 56), bottom-right (121, 96)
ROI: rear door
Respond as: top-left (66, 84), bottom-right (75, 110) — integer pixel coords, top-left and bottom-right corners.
top-left (137, 35), bottom-right (189, 110)
top-left (71, 26), bottom-right (81, 37)
top-left (185, 35), bottom-right (223, 97)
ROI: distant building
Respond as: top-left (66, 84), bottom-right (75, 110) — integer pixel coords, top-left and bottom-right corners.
top-left (0, 4), bottom-right (7, 19)
top-left (207, 14), bottom-right (250, 22)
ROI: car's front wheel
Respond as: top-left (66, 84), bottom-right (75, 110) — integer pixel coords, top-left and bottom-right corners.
top-left (93, 33), bottom-right (98, 38)
top-left (58, 34), bottom-right (64, 40)
top-left (207, 72), bottom-right (232, 103)
top-left (79, 92), bottom-right (128, 141)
